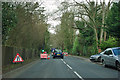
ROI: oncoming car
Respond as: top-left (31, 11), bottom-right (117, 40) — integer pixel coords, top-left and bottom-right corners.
top-left (53, 49), bottom-right (64, 59)
top-left (101, 47), bottom-right (120, 71)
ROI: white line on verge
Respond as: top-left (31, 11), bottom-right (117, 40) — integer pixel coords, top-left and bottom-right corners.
top-left (66, 64), bottom-right (72, 70)
top-left (74, 71), bottom-right (84, 80)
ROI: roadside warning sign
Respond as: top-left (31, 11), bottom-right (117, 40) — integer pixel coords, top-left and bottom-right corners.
top-left (40, 54), bottom-right (48, 59)
top-left (13, 53), bottom-right (24, 63)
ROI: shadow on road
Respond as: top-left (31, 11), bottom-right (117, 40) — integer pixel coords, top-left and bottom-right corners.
top-left (40, 58), bottom-right (48, 60)
top-left (105, 66), bottom-right (119, 71)
top-left (52, 57), bottom-right (63, 59)
top-left (90, 61), bottom-right (120, 72)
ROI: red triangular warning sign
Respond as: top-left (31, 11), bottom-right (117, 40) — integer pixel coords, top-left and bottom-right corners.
top-left (13, 53), bottom-right (24, 63)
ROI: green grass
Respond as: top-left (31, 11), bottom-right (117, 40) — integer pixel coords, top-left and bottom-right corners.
top-left (69, 54), bottom-right (90, 58)
top-left (2, 58), bottom-right (39, 74)
top-left (79, 55), bottom-right (90, 58)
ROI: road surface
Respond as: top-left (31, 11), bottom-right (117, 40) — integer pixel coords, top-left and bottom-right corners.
top-left (3, 55), bottom-right (120, 80)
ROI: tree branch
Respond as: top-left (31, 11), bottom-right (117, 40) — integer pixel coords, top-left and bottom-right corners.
top-left (85, 0), bottom-right (90, 5)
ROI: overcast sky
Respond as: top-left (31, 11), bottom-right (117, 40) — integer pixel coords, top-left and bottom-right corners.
top-left (39, 0), bottom-right (119, 34)
top-left (41, 0), bottom-right (63, 34)
top-left (1, 0), bottom-right (119, 34)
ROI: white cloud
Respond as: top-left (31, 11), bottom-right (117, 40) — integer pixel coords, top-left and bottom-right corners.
top-left (42, 0), bottom-right (59, 13)
top-left (47, 20), bottom-right (60, 26)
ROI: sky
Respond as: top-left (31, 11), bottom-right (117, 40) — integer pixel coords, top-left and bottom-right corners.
top-left (41, 0), bottom-right (63, 34)
top-left (2, 0), bottom-right (119, 34)
top-left (40, 0), bottom-right (119, 34)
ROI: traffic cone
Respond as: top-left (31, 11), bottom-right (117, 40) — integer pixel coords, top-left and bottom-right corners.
top-left (48, 54), bottom-right (50, 59)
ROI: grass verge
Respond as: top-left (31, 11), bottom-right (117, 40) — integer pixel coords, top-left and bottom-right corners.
top-left (69, 54), bottom-right (90, 59)
top-left (2, 58), bottom-right (39, 74)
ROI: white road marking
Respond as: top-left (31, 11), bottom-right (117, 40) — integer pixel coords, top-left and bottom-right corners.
top-left (61, 59), bottom-right (63, 61)
top-left (61, 59), bottom-right (72, 69)
top-left (66, 64), bottom-right (72, 70)
top-left (61, 59), bottom-right (66, 64)
top-left (74, 71), bottom-right (84, 80)
top-left (63, 61), bottom-right (66, 64)
top-left (60, 59), bottom-right (83, 80)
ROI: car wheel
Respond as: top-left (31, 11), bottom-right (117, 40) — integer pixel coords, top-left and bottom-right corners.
top-left (116, 62), bottom-right (120, 71)
top-left (102, 60), bottom-right (107, 67)
top-left (90, 59), bottom-right (94, 62)
top-left (97, 57), bottom-right (101, 62)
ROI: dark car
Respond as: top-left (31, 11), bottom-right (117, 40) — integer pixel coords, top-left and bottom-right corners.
top-left (90, 51), bottom-right (104, 62)
top-left (51, 48), bottom-right (55, 56)
top-left (53, 49), bottom-right (64, 59)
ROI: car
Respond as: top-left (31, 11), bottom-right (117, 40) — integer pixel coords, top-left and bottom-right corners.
top-left (90, 52), bottom-right (104, 62)
top-left (51, 53), bottom-right (53, 56)
top-left (51, 48), bottom-right (56, 56)
top-left (52, 49), bottom-right (64, 59)
top-left (101, 47), bottom-right (120, 71)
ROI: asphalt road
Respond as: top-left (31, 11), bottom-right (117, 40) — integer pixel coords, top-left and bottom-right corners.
top-left (3, 55), bottom-right (120, 80)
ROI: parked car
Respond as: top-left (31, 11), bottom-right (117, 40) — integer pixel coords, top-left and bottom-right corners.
top-left (90, 52), bottom-right (104, 62)
top-left (101, 47), bottom-right (120, 71)
top-left (53, 49), bottom-right (64, 59)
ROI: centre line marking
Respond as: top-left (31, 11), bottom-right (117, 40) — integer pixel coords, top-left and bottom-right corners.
top-left (74, 71), bottom-right (84, 80)
top-left (60, 59), bottom-right (83, 80)
top-left (66, 64), bottom-right (72, 69)
top-left (63, 61), bottom-right (66, 64)
top-left (61, 59), bottom-right (66, 64)
top-left (61, 59), bottom-right (63, 61)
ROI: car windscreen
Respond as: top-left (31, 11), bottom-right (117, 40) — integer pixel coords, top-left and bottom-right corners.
top-left (113, 49), bottom-right (120, 55)
top-left (55, 49), bottom-right (62, 53)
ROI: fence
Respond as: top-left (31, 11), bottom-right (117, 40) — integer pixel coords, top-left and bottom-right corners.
top-left (2, 46), bottom-right (40, 66)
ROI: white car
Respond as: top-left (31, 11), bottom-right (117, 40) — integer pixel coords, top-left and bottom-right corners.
top-left (90, 52), bottom-right (104, 62)
top-left (101, 47), bottom-right (120, 71)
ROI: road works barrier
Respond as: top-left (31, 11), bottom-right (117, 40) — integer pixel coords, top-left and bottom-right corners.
top-left (40, 54), bottom-right (48, 59)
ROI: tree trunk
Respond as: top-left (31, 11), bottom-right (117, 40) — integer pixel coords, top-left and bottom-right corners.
top-left (100, 28), bottom-right (104, 44)
top-left (103, 0), bottom-right (112, 41)
top-left (94, 27), bottom-right (99, 50)
top-left (100, 1), bottom-right (105, 44)
top-left (104, 31), bottom-right (107, 41)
